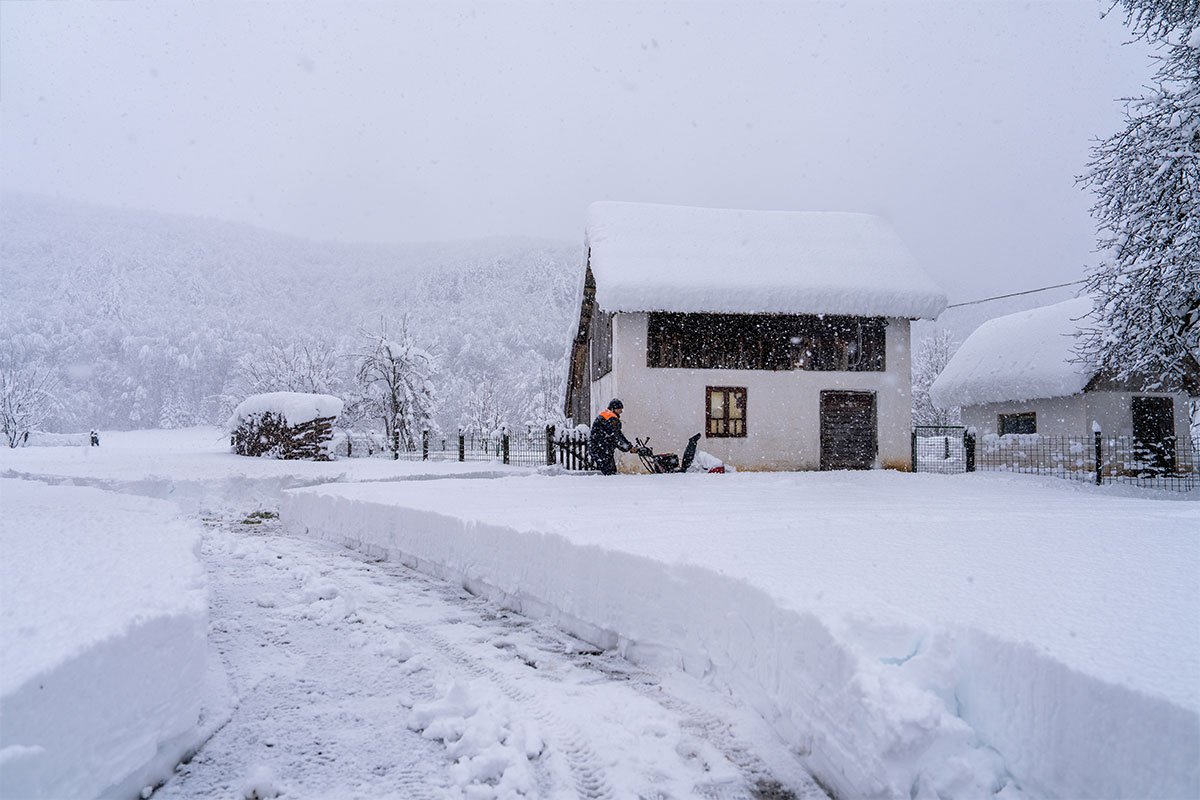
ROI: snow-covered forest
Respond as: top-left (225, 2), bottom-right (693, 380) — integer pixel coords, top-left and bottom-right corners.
top-left (0, 193), bottom-right (580, 436)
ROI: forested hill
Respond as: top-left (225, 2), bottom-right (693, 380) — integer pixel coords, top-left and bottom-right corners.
top-left (0, 193), bottom-right (582, 432)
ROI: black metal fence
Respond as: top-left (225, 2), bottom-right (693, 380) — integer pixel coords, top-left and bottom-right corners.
top-left (913, 426), bottom-right (1199, 491)
top-left (335, 425), bottom-right (594, 470)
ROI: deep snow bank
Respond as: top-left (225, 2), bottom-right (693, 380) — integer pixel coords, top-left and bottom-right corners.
top-left (0, 480), bottom-right (208, 799)
top-left (282, 472), bottom-right (1199, 799)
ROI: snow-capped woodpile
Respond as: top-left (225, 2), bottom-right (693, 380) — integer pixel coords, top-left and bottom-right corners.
top-left (228, 392), bottom-right (344, 461)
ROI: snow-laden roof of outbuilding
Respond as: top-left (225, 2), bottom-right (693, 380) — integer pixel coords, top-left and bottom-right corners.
top-left (931, 298), bottom-right (1095, 408)
top-left (228, 392), bottom-right (345, 429)
top-left (585, 201), bottom-right (947, 319)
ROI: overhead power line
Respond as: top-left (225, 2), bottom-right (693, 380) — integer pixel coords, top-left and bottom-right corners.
top-left (945, 280), bottom-right (1087, 309)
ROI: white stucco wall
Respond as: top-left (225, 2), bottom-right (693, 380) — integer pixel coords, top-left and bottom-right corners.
top-left (1087, 391), bottom-right (1193, 439)
top-left (590, 312), bottom-right (913, 471)
top-left (960, 391), bottom-right (1191, 440)
top-left (960, 395), bottom-right (1088, 438)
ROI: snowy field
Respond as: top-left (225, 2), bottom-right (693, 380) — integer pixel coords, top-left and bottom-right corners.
top-left (0, 430), bottom-right (829, 799)
top-left (0, 480), bottom-right (208, 798)
top-left (2, 429), bottom-right (1198, 799)
top-left (284, 471), bottom-right (1200, 799)
top-left (0, 427), bottom-right (521, 514)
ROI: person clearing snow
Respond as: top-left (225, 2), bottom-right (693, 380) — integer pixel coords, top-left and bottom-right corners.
top-left (588, 399), bottom-right (649, 475)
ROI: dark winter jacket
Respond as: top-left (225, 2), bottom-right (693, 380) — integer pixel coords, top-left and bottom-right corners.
top-left (588, 409), bottom-right (633, 475)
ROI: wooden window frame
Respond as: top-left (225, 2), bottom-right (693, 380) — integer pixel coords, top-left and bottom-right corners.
top-left (998, 412), bottom-right (1036, 436)
top-left (647, 312), bottom-right (886, 372)
top-left (706, 386), bottom-right (747, 438)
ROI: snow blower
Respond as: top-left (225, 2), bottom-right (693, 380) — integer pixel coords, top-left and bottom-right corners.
top-left (634, 433), bottom-right (703, 474)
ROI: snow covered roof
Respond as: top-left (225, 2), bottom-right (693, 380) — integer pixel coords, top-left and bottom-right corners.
top-left (931, 298), bottom-right (1095, 408)
top-left (585, 201), bottom-right (946, 318)
top-left (228, 392), bottom-right (345, 428)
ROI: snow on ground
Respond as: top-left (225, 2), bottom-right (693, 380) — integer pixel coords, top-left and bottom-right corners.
top-left (1, 430), bottom-right (825, 798)
top-left (4, 429), bottom-right (1197, 798)
top-left (158, 513), bottom-right (824, 800)
top-left (0, 427), bottom-right (521, 514)
top-left (0, 480), bottom-right (208, 799)
top-left (283, 471), bottom-right (1200, 800)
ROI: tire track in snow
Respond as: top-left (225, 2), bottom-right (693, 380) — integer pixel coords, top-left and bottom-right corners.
top-left (327, 547), bottom-right (822, 800)
top-left (447, 597), bottom-right (823, 799)
top-left (555, 649), bottom-right (823, 800)
top-left (218, 515), bottom-right (821, 799)
top-left (391, 618), bottom-right (616, 800)
top-left (644, 689), bottom-right (814, 800)
top-left (159, 517), bottom-right (454, 800)
top-left (276, 542), bottom-right (613, 799)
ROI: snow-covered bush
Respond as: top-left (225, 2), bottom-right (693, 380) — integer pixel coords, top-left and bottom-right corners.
top-left (228, 392), bottom-right (344, 461)
top-left (911, 329), bottom-right (960, 426)
top-left (353, 320), bottom-right (438, 458)
top-left (1, 361), bottom-right (63, 448)
top-left (221, 337), bottom-right (344, 418)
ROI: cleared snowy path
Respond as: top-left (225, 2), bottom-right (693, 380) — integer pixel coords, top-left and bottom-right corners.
top-left (158, 513), bottom-right (826, 800)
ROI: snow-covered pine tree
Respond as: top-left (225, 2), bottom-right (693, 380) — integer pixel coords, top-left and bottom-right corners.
top-left (354, 319), bottom-right (438, 458)
top-left (158, 391), bottom-right (195, 429)
top-left (1076, 0), bottom-right (1199, 389)
top-left (911, 329), bottom-right (961, 426)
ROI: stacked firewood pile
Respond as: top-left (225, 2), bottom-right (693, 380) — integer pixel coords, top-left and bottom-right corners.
top-left (231, 410), bottom-right (338, 461)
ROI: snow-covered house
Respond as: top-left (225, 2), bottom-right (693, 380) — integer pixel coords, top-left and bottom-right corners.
top-left (564, 202), bottom-right (947, 471)
top-left (930, 298), bottom-right (1199, 466)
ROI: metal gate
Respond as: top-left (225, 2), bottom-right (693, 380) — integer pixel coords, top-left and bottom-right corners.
top-left (912, 425), bottom-right (968, 474)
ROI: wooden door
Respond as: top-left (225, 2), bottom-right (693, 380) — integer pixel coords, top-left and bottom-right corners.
top-left (820, 391), bottom-right (877, 470)
top-left (1132, 396), bottom-right (1175, 471)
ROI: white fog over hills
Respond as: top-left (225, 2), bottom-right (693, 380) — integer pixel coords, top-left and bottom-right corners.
top-left (0, 193), bottom-right (581, 434)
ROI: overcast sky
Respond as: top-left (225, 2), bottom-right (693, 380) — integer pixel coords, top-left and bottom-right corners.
top-left (1, 1), bottom-right (1149, 301)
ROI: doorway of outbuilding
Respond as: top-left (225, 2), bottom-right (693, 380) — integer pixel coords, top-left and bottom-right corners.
top-left (1132, 395), bottom-right (1175, 471)
top-left (820, 390), bottom-right (877, 470)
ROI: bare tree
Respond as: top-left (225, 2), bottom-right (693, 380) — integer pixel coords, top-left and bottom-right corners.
top-left (1, 362), bottom-right (63, 447)
top-left (912, 329), bottom-right (960, 426)
top-left (227, 337), bottom-right (341, 398)
top-left (519, 357), bottom-right (568, 429)
top-left (461, 380), bottom-right (509, 436)
top-left (354, 319), bottom-right (438, 458)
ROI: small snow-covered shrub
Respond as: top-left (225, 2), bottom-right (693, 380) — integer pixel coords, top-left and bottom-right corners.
top-left (228, 392), bottom-right (343, 461)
